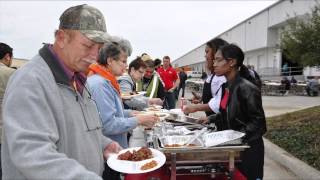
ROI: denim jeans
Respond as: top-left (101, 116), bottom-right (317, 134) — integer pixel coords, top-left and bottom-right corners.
top-left (164, 91), bottom-right (176, 110)
top-left (177, 83), bottom-right (186, 98)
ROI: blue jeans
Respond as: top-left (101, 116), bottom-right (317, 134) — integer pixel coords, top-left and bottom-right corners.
top-left (178, 83), bottom-right (186, 98)
top-left (164, 91), bottom-right (176, 110)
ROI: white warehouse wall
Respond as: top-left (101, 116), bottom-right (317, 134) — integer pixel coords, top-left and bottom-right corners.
top-left (173, 0), bottom-right (319, 78)
top-left (269, 0), bottom-right (318, 27)
top-left (244, 11), bottom-right (269, 51)
top-left (172, 45), bottom-right (205, 68)
top-left (245, 47), bottom-right (282, 76)
top-left (219, 23), bottom-right (246, 49)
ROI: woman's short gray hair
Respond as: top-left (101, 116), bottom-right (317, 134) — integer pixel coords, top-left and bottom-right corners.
top-left (98, 41), bottom-right (121, 65)
top-left (97, 36), bottom-right (132, 65)
top-left (109, 36), bottom-right (132, 56)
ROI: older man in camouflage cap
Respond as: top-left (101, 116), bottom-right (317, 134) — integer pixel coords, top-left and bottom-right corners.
top-left (59, 4), bottom-right (110, 44)
top-left (1, 4), bottom-right (121, 180)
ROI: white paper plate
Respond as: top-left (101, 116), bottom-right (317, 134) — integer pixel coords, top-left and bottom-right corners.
top-left (107, 147), bottom-right (166, 174)
top-left (156, 112), bottom-right (170, 119)
top-left (135, 111), bottom-right (169, 118)
top-left (121, 92), bottom-right (146, 100)
top-left (138, 91), bottom-right (147, 95)
top-left (121, 94), bottom-right (139, 99)
top-left (169, 108), bottom-right (183, 114)
top-left (145, 107), bottom-right (162, 112)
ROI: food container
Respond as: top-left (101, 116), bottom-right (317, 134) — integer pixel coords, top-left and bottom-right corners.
top-left (168, 109), bottom-right (186, 121)
top-left (202, 130), bottom-right (245, 147)
top-left (144, 120), bottom-right (249, 179)
top-left (151, 135), bottom-right (247, 163)
top-left (165, 126), bottom-right (193, 136)
top-left (158, 135), bottom-right (204, 148)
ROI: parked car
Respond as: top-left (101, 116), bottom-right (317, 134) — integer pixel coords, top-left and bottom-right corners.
top-left (186, 71), bottom-right (202, 78)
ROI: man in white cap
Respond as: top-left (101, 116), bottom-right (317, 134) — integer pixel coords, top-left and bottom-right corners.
top-left (1, 4), bottom-right (121, 180)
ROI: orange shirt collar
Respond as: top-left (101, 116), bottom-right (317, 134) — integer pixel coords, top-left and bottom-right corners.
top-left (88, 63), bottom-right (121, 95)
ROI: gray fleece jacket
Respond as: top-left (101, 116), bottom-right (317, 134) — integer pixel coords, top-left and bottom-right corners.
top-left (118, 74), bottom-right (149, 110)
top-left (1, 45), bottom-right (112, 180)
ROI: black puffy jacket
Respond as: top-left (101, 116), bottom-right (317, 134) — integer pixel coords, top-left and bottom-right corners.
top-left (209, 74), bottom-right (267, 143)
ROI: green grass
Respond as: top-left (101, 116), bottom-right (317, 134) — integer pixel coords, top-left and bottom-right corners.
top-left (264, 106), bottom-right (320, 170)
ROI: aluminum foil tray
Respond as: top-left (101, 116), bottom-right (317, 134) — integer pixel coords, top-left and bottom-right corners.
top-left (158, 135), bottom-right (204, 148)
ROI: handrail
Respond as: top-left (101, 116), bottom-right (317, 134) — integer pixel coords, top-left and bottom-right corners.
top-left (258, 66), bottom-right (304, 77)
top-left (280, 66), bottom-right (304, 76)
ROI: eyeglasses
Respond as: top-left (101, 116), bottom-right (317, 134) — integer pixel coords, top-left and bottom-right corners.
top-left (83, 87), bottom-right (103, 132)
top-left (214, 57), bottom-right (226, 63)
top-left (74, 74), bottom-right (103, 132)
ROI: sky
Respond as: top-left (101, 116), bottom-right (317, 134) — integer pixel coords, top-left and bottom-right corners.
top-left (0, 0), bottom-right (277, 62)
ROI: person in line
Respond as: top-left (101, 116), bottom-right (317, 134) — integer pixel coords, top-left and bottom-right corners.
top-left (176, 67), bottom-right (188, 98)
top-left (0, 42), bottom-right (16, 178)
top-left (136, 59), bottom-right (165, 100)
top-left (280, 76), bottom-right (291, 96)
top-left (1, 4), bottom-right (121, 180)
top-left (87, 40), bottom-right (159, 180)
top-left (201, 71), bottom-right (207, 80)
top-left (306, 76), bottom-right (319, 96)
top-left (282, 62), bottom-right (289, 76)
top-left (118, 57), bottom-right (163, 110)
top-left (247, 65), bottom-right (262, 89)
top-left (157, 56), bottom-right (180, 109)
top-left (205, 44), bottom-right (267, 180)
top-left (290, 76), bottom-right (297, 84)
top-left (154, 58), bottom-right (162, 70)
top-left (183, 38), bottom-right (228, 116)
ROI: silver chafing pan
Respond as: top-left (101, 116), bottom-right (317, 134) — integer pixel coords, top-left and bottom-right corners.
top-left (145, 117), bottom-right (249, 180)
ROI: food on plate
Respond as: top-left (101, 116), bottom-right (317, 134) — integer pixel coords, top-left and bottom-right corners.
top-left (164, 144), bottom-right (197, 148)
top-left (146, 105), bottom-right (163, 111)
top-left (146, 107), bottom-right (161, 111)
top-left (117, 147), bottom-right (153, 161)
top-left (117, 150), bottom-right (132, 160)
top-left (140, 160), bottom-right (158, 170)
top-left (155, 113), bottom-right (167, 117)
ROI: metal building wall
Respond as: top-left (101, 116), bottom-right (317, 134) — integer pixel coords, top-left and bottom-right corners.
top-left (172, 0), bottom-right (319, 77)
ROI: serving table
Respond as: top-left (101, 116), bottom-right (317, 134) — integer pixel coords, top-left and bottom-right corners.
top-left (129, 126), bottom-right (249, 180)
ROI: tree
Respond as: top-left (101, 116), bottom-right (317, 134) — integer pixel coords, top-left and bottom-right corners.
top-left (281, 4), bottom-right (320, 67)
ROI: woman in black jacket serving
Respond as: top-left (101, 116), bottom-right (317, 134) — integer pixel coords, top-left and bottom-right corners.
top-left (207, 44), bottom-right (267, 180)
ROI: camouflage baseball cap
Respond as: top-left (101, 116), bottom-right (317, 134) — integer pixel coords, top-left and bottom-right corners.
top-left (59, 4), bottom-right (110, 43)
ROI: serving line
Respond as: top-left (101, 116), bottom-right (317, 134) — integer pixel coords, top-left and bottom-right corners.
top-left (129, 125), bottom-right (249, 180)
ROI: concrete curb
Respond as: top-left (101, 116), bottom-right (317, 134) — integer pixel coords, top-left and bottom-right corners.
top-left (264, 137), bottom-right (320, 180)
